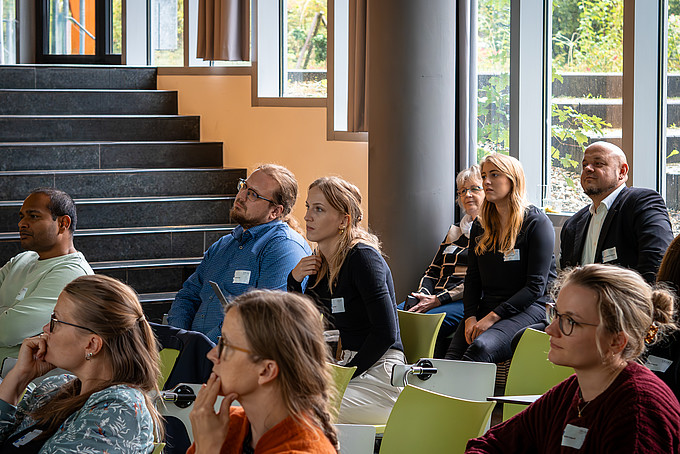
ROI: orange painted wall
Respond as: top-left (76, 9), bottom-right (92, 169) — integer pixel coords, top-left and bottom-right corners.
top-left (157, 74), bottom-right (369, 224)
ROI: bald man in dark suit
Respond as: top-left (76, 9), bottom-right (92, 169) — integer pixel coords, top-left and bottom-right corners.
top-left (560, 142), bottom-right (673, 283)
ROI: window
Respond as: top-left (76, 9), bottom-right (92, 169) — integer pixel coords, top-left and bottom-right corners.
top-left (477, 0), bottom-right (511, 158)
top-left (150, 0), bottom-right (184, 66)
top-left (666, 1), bottom-right (680, 234)
top-left (257, 0), bottom-right (327, 98)
top-left (0, 0), bottom-right (16, 64)
top-left (547, 0), bottom-right (622, 213)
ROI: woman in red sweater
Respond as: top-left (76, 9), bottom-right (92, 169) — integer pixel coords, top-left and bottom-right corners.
top-left (466, 264), bottom-right (680, 453)
top-left (187, 290), bottom-right (337, 453)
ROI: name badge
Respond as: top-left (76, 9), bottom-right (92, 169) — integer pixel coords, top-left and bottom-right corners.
top-left (232, 270), bottom-right (251, 284)
top-left (13, 429), bottom-right (43, 447)
top-left (331, 297), bottom-right (345, 314)
top-left (15, 288), bottom-right (28, 301)
top-left (602, 247), bottom-right (617, 263)
top-left (645, 355), bottom-right (673, 373)
top-left (503, 249), bottom-right (521, 262)
top-left (562, 424), bottom-right (588, 449)
top-left (443, 245), bottom-right (459, 255)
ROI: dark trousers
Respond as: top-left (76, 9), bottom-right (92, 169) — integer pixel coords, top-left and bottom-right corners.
top-left (444, 302), bottom-right (546, 363)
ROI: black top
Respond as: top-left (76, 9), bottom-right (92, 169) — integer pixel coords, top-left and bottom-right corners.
top-left (463, 205), bottom-right (557, 320)
top-left (559, 186), bottom-right (673, 284)
top-left (287, 243), bottom-right (403, 377)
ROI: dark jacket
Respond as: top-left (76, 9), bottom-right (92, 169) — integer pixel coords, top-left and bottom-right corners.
top-left (560, 186), bottom-right (673, 283)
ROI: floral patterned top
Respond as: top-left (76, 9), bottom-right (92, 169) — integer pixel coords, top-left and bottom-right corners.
top-left (0, 374), bottom-right (155, 453)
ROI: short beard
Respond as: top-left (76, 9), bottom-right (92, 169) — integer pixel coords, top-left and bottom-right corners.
top-left (230, 206), bottom-right (255, 229)
top-left (583, 182), bottom-right (617, 197)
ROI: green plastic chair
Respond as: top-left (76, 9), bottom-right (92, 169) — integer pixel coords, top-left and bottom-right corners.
top-left (152, 442), bottom-right (165, 453)
top-left (503, 328), bottom-right (574, 420)
top-left (379, 385), bottom-right (495, 453)
top-left (397, 310), bottom-right (446, 363)
top-left (329, 363), bottom-right (357, 421)
top-left (158, 348), bottom-right (180, 390)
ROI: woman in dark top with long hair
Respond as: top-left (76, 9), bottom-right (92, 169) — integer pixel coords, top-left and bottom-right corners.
top-left (288, 176), bottom-right (404, 425)
top-left (446, 153), bottom-right (556, 363)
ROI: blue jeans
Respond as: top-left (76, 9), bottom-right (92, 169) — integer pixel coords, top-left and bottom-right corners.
top-left (445, 302), bottom-right (546, 363)
top-left (398, 299), bottom-right (464, 357)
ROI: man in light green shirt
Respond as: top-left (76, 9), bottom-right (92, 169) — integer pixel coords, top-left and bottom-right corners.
top-left (0, 189), bottom-right (93, 364)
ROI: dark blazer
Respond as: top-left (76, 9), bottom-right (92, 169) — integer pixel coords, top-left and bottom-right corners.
top-left (560, 186), bottom-right (673, 283)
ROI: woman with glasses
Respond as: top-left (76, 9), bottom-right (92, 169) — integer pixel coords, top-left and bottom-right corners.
top-left (399, 165), bottom-right (483, 357)
top-left (0, 274), bottom-right (162, 453)
top-left (187, 290), bottom-right (337, 453)
top-left (288, 176), bottom-right (404, 425)
top-left (466, 264), bottom-right (680, 453)
top-left (445, 153), bottom-right (556, 363)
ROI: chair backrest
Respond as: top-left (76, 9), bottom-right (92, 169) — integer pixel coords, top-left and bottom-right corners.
top-left (397, 310), bottom-right (446, 363)
top-left (503, 328), bottom-right (573, 420)
top-left (335, 424), bottom-right (376, 454)
top-left (152, 442), bottom-right (166, 454)
top-left (158, 348), bottom-right (181, 390)
top-left (379, 385), bottom-right (495, 453)
top-left (328, 363), bottom-right (357, 420)
top-left (391, 358), bottom-right (497, 402)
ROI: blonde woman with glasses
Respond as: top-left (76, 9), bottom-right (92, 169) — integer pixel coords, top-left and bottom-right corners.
top-left (466, 264), bottom-right (680, 453)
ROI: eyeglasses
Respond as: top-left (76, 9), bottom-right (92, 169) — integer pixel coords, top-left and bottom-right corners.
top-left (50, 313), bottom-right (97, 334)
top-left (546, 303), bottom-right (599, 336)
top-left (457, 186), bottom-right (483, 197)
top-left (237, 179), bottom-right (277, 204)
top-left (216, 336), bottom-right (253, 359)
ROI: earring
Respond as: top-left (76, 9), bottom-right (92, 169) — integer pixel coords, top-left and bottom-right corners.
top-left (339, 227), bottom-right (345, 235)
top-left (85, 352), bottom-right (93, 360)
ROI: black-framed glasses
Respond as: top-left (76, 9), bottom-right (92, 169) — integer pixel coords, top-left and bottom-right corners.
top-left (457, 186), bottom-right (483, 197)
top-left (546, 303), bottom-right (599, 336)
top-left (216, 336), bottom-right (253, 359)
top-left (237, 179), bottom-right (277, 204)
top-left (50, 313), bottom-right (97, 334)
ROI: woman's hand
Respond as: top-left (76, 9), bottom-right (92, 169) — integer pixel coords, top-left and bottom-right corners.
top-left (466, 312), bottom-right (501, 344)
top-left (464, 317), bottom-right (478, 344)
top-left (190, 373), bottom-right (237, 454)
top-left (291, 255), bottom-right (323, 282)
top-left (0, 334), bottom-right (55, 405)
top-left (407, 293), bottom-right (441, 313)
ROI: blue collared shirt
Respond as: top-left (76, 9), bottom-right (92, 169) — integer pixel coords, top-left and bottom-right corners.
top-left (167, 220), bottom-right (311, 341)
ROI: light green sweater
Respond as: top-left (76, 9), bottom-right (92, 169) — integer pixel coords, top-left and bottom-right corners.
top-left (0, 251), bottom-right (93, 362)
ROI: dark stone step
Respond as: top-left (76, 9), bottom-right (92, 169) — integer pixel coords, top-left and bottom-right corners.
top-left (0, 65), bottom-right (157, 90)
top-left (0, 167), bottom-right (245, 199)
top-left (0, 115), bottom-right (200, 142)
top-left (0, 141), bottom-right (223, 171)
top-left (93, 258), bottom-right (200, 294)
top-left (0, 225), bottom-right (233, 265)
top-left (139, 299), bottom-right (174, 324)
top-left (0, 195), bottom-right (234, 232)
top-left (0, 90), bottom-right (178, 115)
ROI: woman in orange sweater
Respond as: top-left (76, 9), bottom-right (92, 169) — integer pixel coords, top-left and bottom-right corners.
top-left (187, 290), bottom-right (337, 454)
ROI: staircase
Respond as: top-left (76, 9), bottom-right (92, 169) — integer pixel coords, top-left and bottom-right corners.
top-left (0, 65), bottom-right (246, 322)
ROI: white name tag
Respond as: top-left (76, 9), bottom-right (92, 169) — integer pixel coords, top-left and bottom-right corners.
top-left (645, 355), bottom-right (673, 373)
top-left (503, 249), bottom-right (520, 262)
top-left (16, 287), bottom-right (27, 301)
top-left (13, 429), bottom-right (43, 447)
top-left (602, 247), bottom-right (618, 263)
top-left (232, 270), bottom-right (251, 284)
top-left (331, 297), bottom-right (345, 314)
top-left (562, 424), bottom-right (588, 449)
top-left (443, 244), bottom-right (459, 255)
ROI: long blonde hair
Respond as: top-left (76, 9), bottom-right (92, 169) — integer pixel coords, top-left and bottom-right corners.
top-left (309, 176), bottom-right (381, 291)
top-left (475, 153), bottom-right (528, 255)
top-left (227, 290), bottom-right (338, 450)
